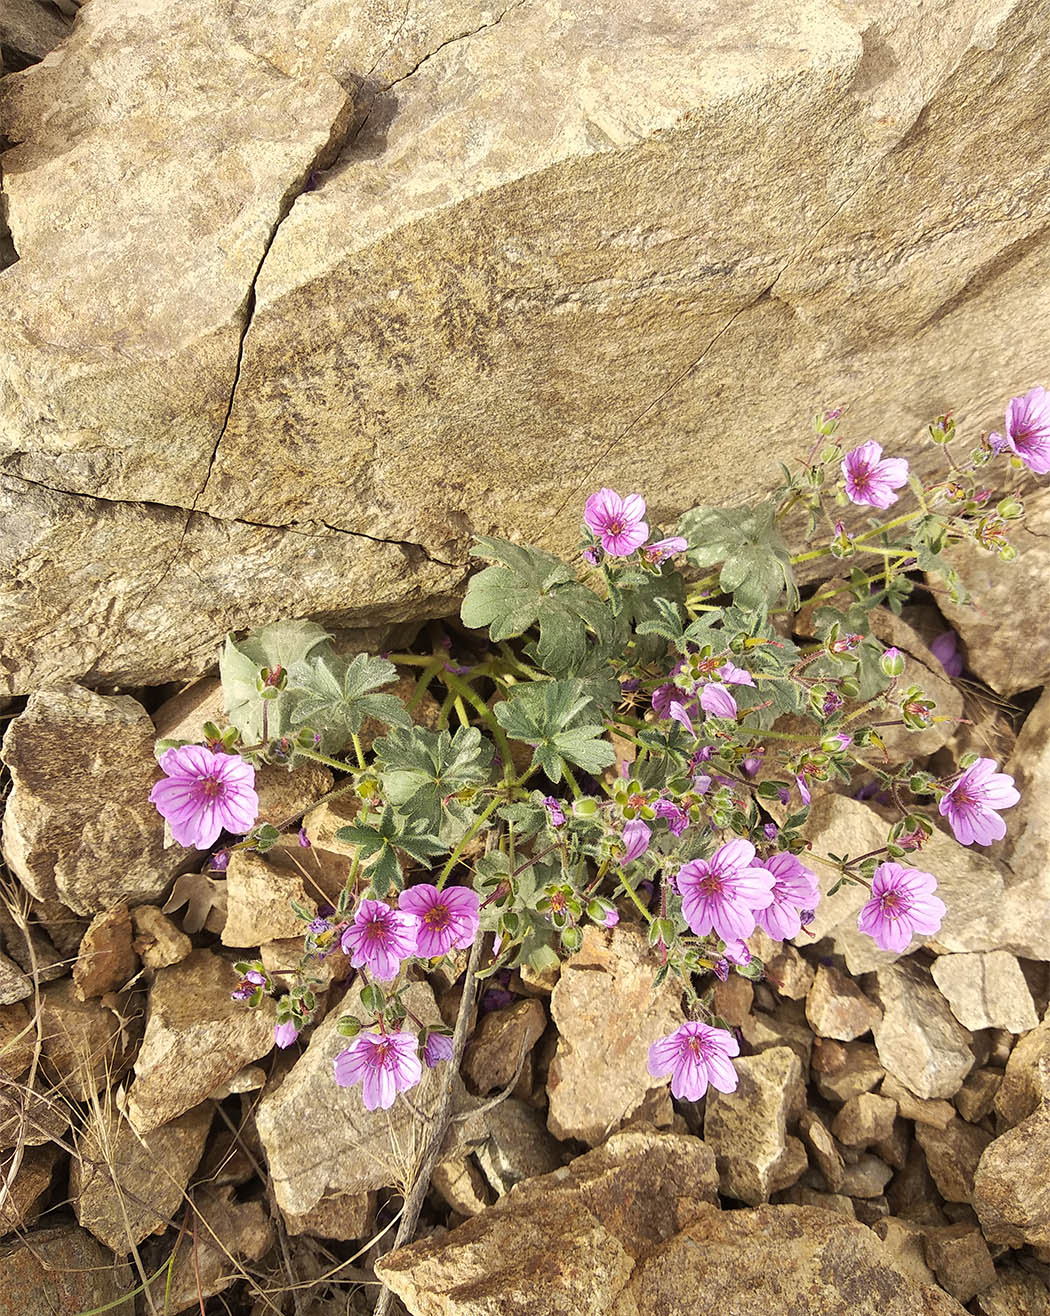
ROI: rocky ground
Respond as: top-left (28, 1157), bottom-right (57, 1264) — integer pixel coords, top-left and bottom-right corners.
top-left (1, 576), bottom-right (1050, 1316)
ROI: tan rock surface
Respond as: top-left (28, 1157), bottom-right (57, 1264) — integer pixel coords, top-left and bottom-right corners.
top-left (462, 998), bottom-right (546, 1096)
top-left (0, 1225), bottom-right (134, 1316)
top-left (130, 904), bottom-right (192, 970)
top-left (871, 959), bottom-right (974, 1099)
top-left (0, 686), bottom-right (194, 914)
top-left (377, 1129), bottom-right (717, 1316)
top-left (547, 923), bottom-right (683, 1144)
top-left (39, 978), bottom-right (141, 1102)
top-left (610, 1204), bottom-right (966, 1316)
top-left (72, 904), bottom-right (138, 1000)
top-left (2, 2), bottom-right (1050, 688)
top-left (974, 1104), bottom-right (1050, 1248)
top-left (931, 950), bottom-right (1038, 1033)
top-left (221, 849), bottom-right (316, 947)
top-left (0, 1143), bottom-right (57, 1234)
top-left (916, 1116), bottom-right (993, 1205)
top-left (126, 949), bottom-right (276, 1132)
top-left (806, 962), bottom-right (882, 1040)
top-left (72, 1102), bottom-right (213, 1250)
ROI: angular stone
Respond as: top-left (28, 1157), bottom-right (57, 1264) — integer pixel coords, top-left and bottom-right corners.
top-left (154, 1185), bottom-right (272, 1313)
top-left (974, 1104), bottom-right (1050, 1247)
top-left (931, 951), bottom-right (1038, 1033)
top-left (130, 904), bottom-right (192, 970)
top-left (377, 1129), bottom-right (717, 1315)
top-left (71, 1103), bottom-right (212, 1250)
top-left (221, 849), bottom-right (316, 947)
top-left (872, 1216), bottom-right (938, 1288)
top-left (783, 1186), bottom-right (856, 1218)
top-left (995, 1017), bottom-right (1050, 1126)
top-left (474, 1099), bottom-right (563, 1195)
top-left (799, 1109), bottom-right (844, 1192)
top-left (871, 959), bottom-right (974, 1100)
top-left (763, 941), bottom-right (814, 1000)
top-left (812, 1039), bottom-right (885, 1105)
top-left (0, 1143), bottom-right (57, 1234)
top-left (0, 1226), bottom-right (134, 1315)
top-left (0, 687), bottom-right (193, 914)
top-left (840, 1153), bottom-right (894, 1199)
top-left (433, 1158), bottom-right (491, 1218)
top-left (955, 1067), bottom-right (1002, 1124)
top-left (881, 1072), bottom-right (956, 1129)
top-left (740, 1002), bottom-right (813, 1068)
top-left (126, 949), bottom-right (276, 1132)
top-left (806, 963), bottom-right (881, 1041)
top-left (547, 924), bottom-right (683, 1145)
top-left (0, 951), bottom-right (29, 1006)
top-left (72, 904), bottom-right (138, 1000)
top-left (282, 1190), bottom-right (376, 1241)
top-left (940, 489), bottom-right (1050, 697)
top-left (916, 1117), bottom-right (993, 1205)
top-left (609, 1204), bottom-right (965, 1316)
top-left (924, 1225), bottom-right (997, 1304)
top-left (1003, 686), bottom-right (1050, 877)
top-left (462, 999), bottom-right (546, 1097)
top-left (832, 1092), bottom-right (897, 1149)
top-left (256, 979), bottom-right (482, 1213)
top-left (0, 0), bottom-right (71, 69)
top-left (704, 1046), bottom-right (805, 1205)
top-left (976, 1265), bottom-right (1050, 1316)
top-left (0, 1074), bottom-right (68, 1152)
top-left (874, 1116), bottom-right (911, 1171)
top-left (712, 972), bottom-right (754, 1026)
top-left (39, 978), bottom-right (141, 1101)
top-left (0, 1002), bottom-right (34, 1078)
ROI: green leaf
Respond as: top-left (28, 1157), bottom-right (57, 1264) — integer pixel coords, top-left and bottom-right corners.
top-left (678, 503), bottom-right (799, 610)
top-left (220, 621), bottom-right (332, 741)
top-left (493, 679), bottom-right (616, 784)
top-left (461, 537), bottom-right (617, 677)
top-left (336, 808), bottom-right (446, 894)
top-left (287, 652), bottom-right (410, 753)
top-left (375, 725), bottom-right (495, 827)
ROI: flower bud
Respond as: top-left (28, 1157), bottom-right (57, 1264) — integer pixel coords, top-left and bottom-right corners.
top-left (880, 646), bottom-right (905, 676)
top-left (560, 925), bottom-right (583, 952)
top-left (999, 542), bottom-right (1018, 562)
top-left (572, 796), bottom-right (599, 818)
top-left (336, 1016), bottom-right (363, 1038)
top-left (359, 983), bottom-right (386, 1015)
top-left (997, 496), bottom-right (1024, 520)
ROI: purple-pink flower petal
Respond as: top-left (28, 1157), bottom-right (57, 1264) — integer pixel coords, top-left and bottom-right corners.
top-left (647, 1021), bottom-right (740, 1102)
top-left (149, 744), bottom-right (259, 850)
top-left (398, 883), bottom-right (480, 958)
top-left (841, 441), bottom-right (909, 509)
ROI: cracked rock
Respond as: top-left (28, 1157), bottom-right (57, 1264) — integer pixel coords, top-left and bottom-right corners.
top-left (806, 963), bottom-right (881, 1041)
top-left (974, 1102), bottom-right (1050, 1247)
top-left (931, 950), bottom-right (1038, 1033)
top-left (871, 959), bottom-right (974, 1100)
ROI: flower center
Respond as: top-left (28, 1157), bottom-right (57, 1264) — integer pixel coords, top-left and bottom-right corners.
top-left (424, 904), bottom-right (452, 931)
top-left (200, 775), bottom-right (223, 799)
top-left (696, 872), bottom-right (725, 899)
top-left (683, 1033), bottom-right (709, 1061)
top-left (951, 785), bottom-right (976, 808)
top-left (364, 917), bottom-right (390, 945)
top-left (607, 518), bottom-right (625, 535)
top-left (371, 1039), bottom-right (392, 1066)
top-left (549, 891), bottom-right (568, 914)
top-left (877, 889), bottom-right (911, 919)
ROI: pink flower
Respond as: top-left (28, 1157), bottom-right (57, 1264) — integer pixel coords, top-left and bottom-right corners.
top-left (399, 883), bottom-right (479, 958)
top-left (340, 899), bottom-right (420, 981)
top-left (754, 852), bottom-right (821, 941)
top-left (641, 536), bottom-right (688, 565)
top-left (654, 799), bottom-right (689, 836)
top-left (583, 488), bottom-right (649, 557)
top-left (700, 683), bottom-right (737, 719)
top-left (648, 1021), bottom-right (740, 1101)
top-left (543, 796), bottom-right (567, 827)
top-left (929, 630), bottom-right (963, 678)
top-left (857, 863), bottom-right (945, 953)
top-left (996, 387), bottom-right (1050, 474)
top-left (274, 1021), bottom-right (299, 1049)
top-left (677, 840), bottom-right (775, 941)
top-left (334, 1030), bottom-right (422, 1110)
top-left (718, 662), bottom-right (755, 687)
top-left (149, 745), bottom-right (259, 849)
top-left (423, 1032), bottom-right (455, 1068)
top-left (668, 700), bottom-right (695, 736)
top-left (939, 757), bottom-right (1020, 846)
top-left (603, 908), bottom-right (620, 928)
top-left (842, 441), bottom-right (909, 509)
top-left (621, 819), bottom-right (651, 863)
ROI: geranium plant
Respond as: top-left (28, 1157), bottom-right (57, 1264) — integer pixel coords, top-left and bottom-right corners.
top-left (151, 387), bottom-right (1049, 1110)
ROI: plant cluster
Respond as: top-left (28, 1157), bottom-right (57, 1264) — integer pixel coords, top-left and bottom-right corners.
top-left (150, 387), bottom-right (1049, 1108)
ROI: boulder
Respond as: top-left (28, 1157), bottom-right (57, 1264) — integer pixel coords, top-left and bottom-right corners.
top-left (0, 1225), bottom-right (134, 1316)
top-left (3, 1), bottom-right (1050, 689)
top-left (806, 963), bottom-right (881, 1040)
top-left (462, 999), bottom-right (546, 1096)
top-left (0, 687), bottom-right (194, 914)
top-left (125, 949), bottom-right (276, 1131)
top-left (72, 904), bottom-right (138, 1000)
top-left (39, 978), bottom-right (141, 1101)
top-left (547, 924), bottom-right (683, 1144)
top-left (974, 1104), bottom-right (1050, 1248)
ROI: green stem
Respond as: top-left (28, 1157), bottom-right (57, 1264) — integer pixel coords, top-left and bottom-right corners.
top-left (436, 796), bottom-right (503, 888)
top-left (292, 745), bottom-right (355, 773)
top-left (618, 873), bottom-right (654, 925)
top-left (560, 762), bottom-right (583, 800)
top-left (351, 732), bottom-right (367, 771)
top-left (440, 668), bottom-right (516, 784)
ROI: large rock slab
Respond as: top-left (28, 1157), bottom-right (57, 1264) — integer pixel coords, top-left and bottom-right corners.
top-left (376, 1128), bottom-right (717, 1316)
top-left (870, 960), bottom-right (973, 1100)
top-left (126, 948), bottom-right (276, 1132)
top-left (0, 1226), bottom-right (133, 1316)
top-left (547, 923), bottom-right (683, 1144)
top-left (0, 686), bottom-right (193, 914)
top-left (973, 1103), bottom-right (1050, 1248)
top-left (3, 1), bottom-right (1050, 688)
top-left (608, 1204), bottom-right (966, 1316)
